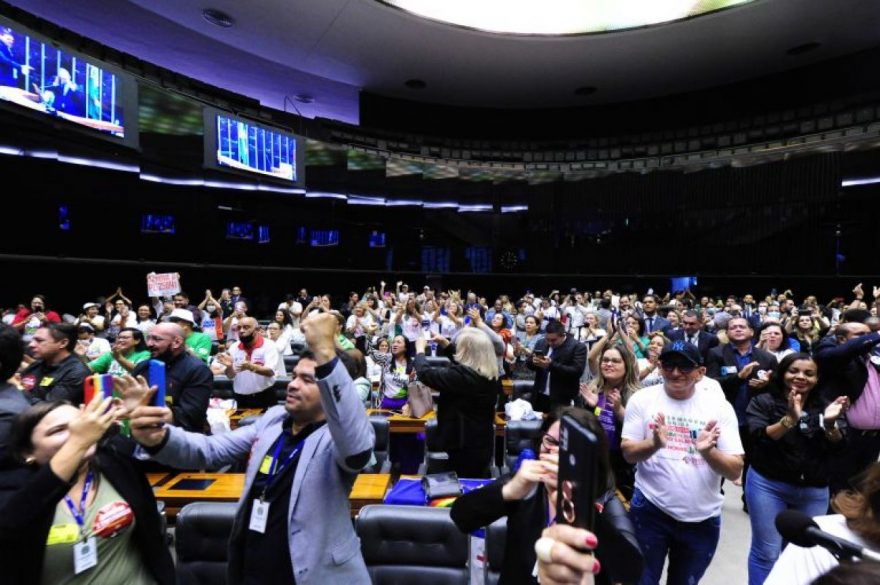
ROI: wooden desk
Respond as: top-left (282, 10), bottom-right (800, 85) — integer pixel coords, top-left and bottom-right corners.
top-left (349, 474), bottom-right (392, 517)
top-left (228, 408), bottom-right (265, 429)
top-left (153, 472), bottom-right (391, 519)
top-left (367, 409), bottom-right (436, 433)
top-left (147, 473), bottom-right (171, 487)
top-left (502, 379), bottom-right (513, 396)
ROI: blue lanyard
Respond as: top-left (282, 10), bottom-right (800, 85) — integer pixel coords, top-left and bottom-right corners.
top-left (64, 471), bottom-right (94, 539)
top-left (262, 434), bottom-right (305, 499)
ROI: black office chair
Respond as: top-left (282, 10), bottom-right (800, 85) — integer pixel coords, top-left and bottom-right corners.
top-left (211, 376), bottom-right (234, 400)
top-left (485, 518), bottom-right (507, 585)
top-left (357, 505), bottom-right (469, 585)
top-left (175, 502), bottom-right (237, 585)
top-left (510, 379), bottom-right (534, 404)
top-left (290, 342), bottom-right (306, 355)
top-left (272, 378), bottom-right (291, 402)
top-left (418, 418), bottom-right (450, 475)
top-left (364, 415), bottom-right (392, 473)
top-left (503, 419), bottom-right (544, 473)
top-left (424, 356), bottom-right (452, 368)
top-left (283, 354), bottom-right (300, 374)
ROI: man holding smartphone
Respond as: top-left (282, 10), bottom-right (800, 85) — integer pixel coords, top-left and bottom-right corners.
top-left (528, 320), bottom-right (587, 413)
top-left (621, 342), bottom-right (743, 585)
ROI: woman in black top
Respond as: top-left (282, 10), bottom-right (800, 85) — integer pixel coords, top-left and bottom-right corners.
top-left (414, 327), bottom-right (498, 478)
top-left (744, 352), bottom-right (849, 585)
top-left (0, 392), bottom-right (175, 585)
top-left (450, 407), bottom-right (643, 585)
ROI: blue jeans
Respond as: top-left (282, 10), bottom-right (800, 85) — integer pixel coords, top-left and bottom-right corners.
top-left (745, 468), bottom-right (829, 585)
top-left (629, 488), bottom-right (721, 585)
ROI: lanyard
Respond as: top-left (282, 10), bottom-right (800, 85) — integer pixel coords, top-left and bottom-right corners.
top-left (64, 471), bottom-right (94, 540)
top-left (262, 434), bottom-right (305, 499)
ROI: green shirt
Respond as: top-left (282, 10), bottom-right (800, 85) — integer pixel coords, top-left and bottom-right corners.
top-left (88, 350), bottom-right (151, 377)
top-left (186, 331), bottom-right (213, 362)
top-left (337, 334), bottom-right (355, 350)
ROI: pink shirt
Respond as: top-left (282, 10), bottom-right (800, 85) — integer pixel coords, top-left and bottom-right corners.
top-left (846, 357), bottom-right (880, 430)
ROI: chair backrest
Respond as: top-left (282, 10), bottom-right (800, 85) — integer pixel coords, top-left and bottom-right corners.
top-left (364, 415), bottom-right (391, 473)
top-left (272, 378), bottom-right (291, 402)
top-left (420, 417), bottom-right (450, 475)
top-left (511, 379), bottom-right (534, 402)
top-left (424, 356), bottom-right (451, 368)
top-left (290, 342), bottom-right (306, 355)
top-left (504, 419), bottom-right (544, 471)
top-left (283, 354), bottom-right (300, 372)
top-left (175, 502), bottom-right (237, 585)
top-left (211, 376), bottom-right (234, 400)
top-left (485, 518), bottom-right (507, 585)
top-left (357, 505), bottom-right (469, 585)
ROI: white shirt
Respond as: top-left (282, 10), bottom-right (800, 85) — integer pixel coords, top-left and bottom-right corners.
top-left (622, 383), bottom-right (743, 522)
top-left (226, 337), bottom-right (281, 395)
top-left (82, 337), bottom-right (111, 361)
top-left (764, 515), bottom-right (864, 585)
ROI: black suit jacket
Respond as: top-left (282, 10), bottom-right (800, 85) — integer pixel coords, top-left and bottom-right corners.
top-left (814, 331), bottom-right (880, 406)
top-left (667, 329), bottom-right (720, 363)
top-left (527, 335), bottom-right (586, 411)
top-left (132, 351), bottom-right (212, 433)
top-left (706, 343), bottom-right (777, 406)
top-left (0, 383), bottom-right (29, 448)
top-left (0, 434), bottom-right (175, 585)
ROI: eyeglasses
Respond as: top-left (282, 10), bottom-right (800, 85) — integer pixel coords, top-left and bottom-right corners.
top-left (660, 362), bottom-right (697, 374)
top-left (542, 434), bottom-right (560, 449)
top-left (600, 357), bottom-right (624, 365)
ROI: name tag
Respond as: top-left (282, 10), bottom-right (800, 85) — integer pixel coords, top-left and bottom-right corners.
top-left (73, 537), bottom-right (97, 574)
top-left (249, 499), bottom-right (269, 533)
top-left (40, 377), bottom-right (55, 387)
top-left (722, 366), bottom-right (738, 376)
top-left (46, 523), bottom-right (79, 545)
top-left (259, 455), bottom-right (273, 475)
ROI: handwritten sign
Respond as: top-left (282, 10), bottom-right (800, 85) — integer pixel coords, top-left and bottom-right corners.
top-left (147, 273), bottom-right (180, 297)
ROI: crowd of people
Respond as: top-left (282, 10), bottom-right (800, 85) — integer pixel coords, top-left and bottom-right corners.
top-left (1, 278), bottom-right (879, 584)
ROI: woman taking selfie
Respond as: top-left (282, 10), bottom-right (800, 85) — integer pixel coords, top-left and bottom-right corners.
top-left (450, 407), bottom-right (643, 585)
top-left (744, 353), bottom-right (849, 585)
top-left (0, 389), bottom-right (174, 584)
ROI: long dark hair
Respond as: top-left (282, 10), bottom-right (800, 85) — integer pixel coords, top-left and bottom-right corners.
top-left (769, 352), bottom-right (820, 407)
top-left (541, 406), bottom-right (613, 494)
top-left (119, 327), bottom-right (147, 352)
top-left (8, 401), bottom-right (69, 464)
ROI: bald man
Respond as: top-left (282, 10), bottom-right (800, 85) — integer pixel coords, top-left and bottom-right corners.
top-left (217, 317), bottom-right (282, 409)
top-left (131, 322), bottom-right (213, 433)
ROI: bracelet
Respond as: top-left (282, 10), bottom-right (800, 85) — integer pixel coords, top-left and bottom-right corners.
top-left (779, 415), bottom-right (795, 429)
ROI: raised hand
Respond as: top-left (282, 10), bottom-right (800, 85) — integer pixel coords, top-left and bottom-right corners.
top-left (68, 395), bottom-right (119, 449)
top-left (695, 420), bottom-right (720, 455)
top-left (113, 375), bottom-right (157, 417)
top-left (823, 396), bottom-right (849, 424)
top-left (738, 361), bottom-right (759, 380)
top-left (651, 412), bottom-right (668, 449)
top-left (579, 382), bottom-right (599, 408)
top-left (502, 459), bottom-right (555, 501)
top-left (787, 388), bottom-right (804, 419)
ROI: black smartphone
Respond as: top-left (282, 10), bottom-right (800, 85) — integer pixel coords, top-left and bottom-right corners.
top-left (533, 349), bottom-right (545, 359)
top-left (556, 414), bottom-right (599, 531)
top-left (169, 478), bottom-right (217, 491)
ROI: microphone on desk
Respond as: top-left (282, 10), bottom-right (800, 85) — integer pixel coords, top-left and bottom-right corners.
top-left (775, 510), bottom-right (880, 562)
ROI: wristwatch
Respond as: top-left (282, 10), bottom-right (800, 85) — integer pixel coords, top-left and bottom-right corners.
top-left (779, 415), bottom-right (795, 429)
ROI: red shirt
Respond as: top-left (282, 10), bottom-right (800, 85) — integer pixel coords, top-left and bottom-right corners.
top-left (12, 308), bottom-right (61, 326)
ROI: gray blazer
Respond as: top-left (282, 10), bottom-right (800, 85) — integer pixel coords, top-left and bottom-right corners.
top-left (149, 360), bottom-right (375, 584)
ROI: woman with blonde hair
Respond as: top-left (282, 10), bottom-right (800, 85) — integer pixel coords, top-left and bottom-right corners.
top-left (414, 327), bottom-right (499, 478)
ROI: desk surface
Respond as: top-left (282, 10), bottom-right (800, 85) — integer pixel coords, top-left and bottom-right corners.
top-left (147, 473), bottom-right (171, 487)
top-left (153, 472), bottom-right (390, 518)
top-left (367, 409), bottom-right (507, 435)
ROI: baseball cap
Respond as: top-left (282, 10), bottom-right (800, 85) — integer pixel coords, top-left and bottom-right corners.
top-left (659, 340), bottom-right (702, 366)
top-left (78, 323), bottom-right (95, 332)
top-left (82, 302), bottom-right (99, 310)
top-left (168, 308), bottom-right (196, 325)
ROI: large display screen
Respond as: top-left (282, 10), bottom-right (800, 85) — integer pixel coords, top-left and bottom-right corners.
top-left (204, 107), bottom-right (304, 185)
top-left (0, 18), bottom-right (136, 145)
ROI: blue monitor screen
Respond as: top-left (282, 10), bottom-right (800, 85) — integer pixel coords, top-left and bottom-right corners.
top-left (215, 114), bottom-right (297, 182)
top-left (0, 21), bottom-right (127, 138)
top-left (141, 214), bottom-right (175, 234)
top-left (226, 222), bottom-right (254, 240)
top-left (257, 225), bottom-right (270, 244)
top-left (368, 231), bottom-right (386, 248)
top-left (310, 230), bottom-right (339, 247)
top-left (58, 205), bottom-right (70, 231)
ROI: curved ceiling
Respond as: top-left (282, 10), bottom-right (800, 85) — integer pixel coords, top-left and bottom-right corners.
top-left (9, 0), bottom-right (880, 125)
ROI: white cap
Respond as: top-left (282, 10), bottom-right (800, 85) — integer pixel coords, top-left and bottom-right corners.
top-left (82, 302), bottom-right (99, 310)
top-left (168, 308), bottom-right (195, 325)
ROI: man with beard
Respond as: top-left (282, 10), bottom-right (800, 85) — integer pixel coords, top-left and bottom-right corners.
top-left (217, 317), bottom-right (282, 409)
top-left (131, 322), bottom-right (212, 433)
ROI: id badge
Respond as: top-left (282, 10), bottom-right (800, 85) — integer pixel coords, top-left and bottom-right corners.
top-left (249, 499), bottom-right (269, 533)
top-left (73, 537), bottom-right (97, 574)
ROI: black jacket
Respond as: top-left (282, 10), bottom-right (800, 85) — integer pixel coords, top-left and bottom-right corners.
top-left (451, 479), bottom-right (643, 585)
top-left (814, 331), bottom-right (880, 406)
top-left (527, 336), bottom-right (587, 411)
top-left (0, 382), bottom-right (30, 448)
top-left (0, 434), bottom-right (175, 585)
top-left (20, 353), bottom-right (90, 405)
top-left (746, 392), bottom-right (844, 487)
top-left (414, 353), bottom-right (497, 452)
top-left (133, 350), bottom-right (213, 433)
top-left (666, 329), bottom-right (719, 364)
top-left (705, 344), bottom-right (778, 407)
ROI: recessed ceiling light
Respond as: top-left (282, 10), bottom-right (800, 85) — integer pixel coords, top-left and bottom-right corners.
top-left (203, 8), bottom-right (234, 28)
top-left (786, 42), bottom-right (821, 56)
top-left (294, 94), bottom-right (315, 104)
top-left (574, 86), bottom-right (598, 96)
top-left (404, 79), bottom-right (427, 89)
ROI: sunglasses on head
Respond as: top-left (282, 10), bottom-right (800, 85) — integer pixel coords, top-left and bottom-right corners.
top-left (660, 362), bottom-right (697, 374)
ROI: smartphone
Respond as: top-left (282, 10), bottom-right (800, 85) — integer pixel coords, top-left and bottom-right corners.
top-left (147, 359), bottom-right (167, 407)
top-left (464, 315), bottom-right (472, 326)
top-left (556, 414), bottom-right (599, 532)
top-left (533, 349), bottom-right (545, 359)
top-left (83, 374), bottom-right (114, 404)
